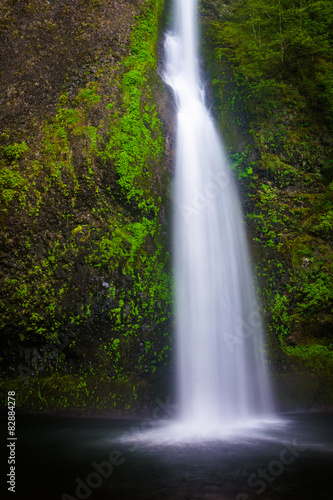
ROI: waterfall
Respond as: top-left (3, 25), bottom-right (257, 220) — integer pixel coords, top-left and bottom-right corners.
top-left (164, 0), bottom-right (273, 431)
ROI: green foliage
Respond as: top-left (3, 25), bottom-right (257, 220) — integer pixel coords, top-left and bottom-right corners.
top-left (271, 293), bottom-right (291, 342)
top-left (202, 0), bottom-right (333, 381)
top-left (230, 150), bottom-right (254, 179)
top-left (0, 163), bottom-right (28, 207)
top-left (311, 210), bottom-right (333, 239)
top-left (0, 373), bottom-right (142, 412)
top-left (75, 83), bottom-right (101, 107)
top-left (300, 273), bottom-right (333, 313)
top-left (283, 343), bottom-right (333, 375)
top-left (0, 0), bottom-right (171, 387)
top-left (284, 343), bottom-right (333, 360)
top-left (1, 142), bottom-right (30, 207)
top-left (0, 0), bottom-right (175, 417)
top-left (103, 0), bottom-right (165, 210)
top-left (260, 153), bottom-right (301, 188)
top-left (3, 141), bottom-right (29, 160)
top-left (219, 0), bottom-right (333, 119)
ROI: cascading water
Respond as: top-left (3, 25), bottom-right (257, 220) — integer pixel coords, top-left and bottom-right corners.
top-left (164, 0), bottom-right (273, 432)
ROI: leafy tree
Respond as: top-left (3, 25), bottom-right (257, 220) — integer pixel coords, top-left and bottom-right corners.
top-left (219, 0), bottom-right (333, 118)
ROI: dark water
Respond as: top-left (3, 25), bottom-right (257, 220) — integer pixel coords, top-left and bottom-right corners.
top-left (1, 412), bottom-right (333, 499)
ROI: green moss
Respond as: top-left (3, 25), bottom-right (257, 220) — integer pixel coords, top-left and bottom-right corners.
top-left (74, 83), bottom-right (101, 107)
top-left (0, 162), bottom-right (29, 208)
top-left (102, 0), bottom-right (165, 210)
top-left (3, 141), bottom-right (29, 160)
top-left (0, 373), bottom-right (143, 412)
top-left (283, 343), bottom-right (333, 376)
top-left (201, 2), bottom-right (333, 386)
top-left (0, 0), bottom-right (172, 396)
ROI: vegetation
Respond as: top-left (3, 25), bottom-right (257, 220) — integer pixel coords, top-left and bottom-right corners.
top-left (0, 0), bottom-right (172, 411)
top-left (218, 0), bottom-right (333, 121)
top-left (1, 0), bottom-right (332, 412)
top-left (201, 0), bottom-right (333, 380)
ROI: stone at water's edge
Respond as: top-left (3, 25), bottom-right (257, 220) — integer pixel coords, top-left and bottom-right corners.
top-left (273, 373), bottom-right (333, 411)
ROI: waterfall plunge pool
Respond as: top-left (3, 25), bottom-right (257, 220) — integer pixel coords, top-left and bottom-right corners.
top-left (7, 411), bottom-right (333, 500)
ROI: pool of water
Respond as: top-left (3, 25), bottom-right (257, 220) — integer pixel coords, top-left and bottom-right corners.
top-left (3, 411), bottom-right (333, 499)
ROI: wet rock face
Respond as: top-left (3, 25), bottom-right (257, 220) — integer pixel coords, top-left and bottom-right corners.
top-left (199, 5), bottom-right (333, 399)
top-left (0, 0), bottom-right (175, 405)
top-left (0, 0), bottom-right (143, 138)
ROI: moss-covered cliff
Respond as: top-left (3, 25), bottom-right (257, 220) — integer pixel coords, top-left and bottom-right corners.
top-left (1, 0), bottom-right (332, 414)
top-left (200, 0), bottom-right (333, 407)
top-left (0, 0), bottom-right (175, 413)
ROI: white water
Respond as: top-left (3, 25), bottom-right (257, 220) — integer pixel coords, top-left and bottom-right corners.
top-left (164, 0), bottom-right (273, 432)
